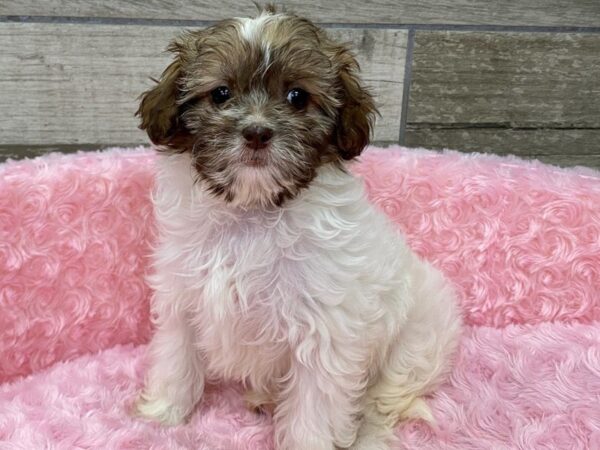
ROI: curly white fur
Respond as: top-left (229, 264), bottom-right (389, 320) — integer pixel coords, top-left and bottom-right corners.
top-left (135, 152), bottom-right (461, 450)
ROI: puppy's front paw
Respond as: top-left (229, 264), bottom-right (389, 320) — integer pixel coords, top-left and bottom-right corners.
top-left (133, 392), bottom-right (190, 426)
top-left (348, 436), bottom-right (391, 450)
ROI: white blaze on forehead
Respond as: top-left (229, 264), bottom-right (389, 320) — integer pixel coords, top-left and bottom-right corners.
top-left (238, 13), bottom-right (275, 42)
top-left (237, 13), bottom-right (280, 72)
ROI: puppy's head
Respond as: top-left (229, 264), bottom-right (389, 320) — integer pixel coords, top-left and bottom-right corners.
top-left (137, 7), bottom-right (376, 207)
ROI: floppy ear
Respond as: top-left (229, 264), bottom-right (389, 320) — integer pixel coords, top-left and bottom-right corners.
top-left (333, 50), bottom-right (377, 160)
top-left (136, 45), bottom-right (191, 149)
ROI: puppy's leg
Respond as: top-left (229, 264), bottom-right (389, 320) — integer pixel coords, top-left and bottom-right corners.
top-left (135, 311), bottom-right (204, 425)
top-left (353, 265), bottom-right (461, 448)
top-left (274, 356), bottom-right (364, 450)
top-left (348, 403), bottom-right (398, 450)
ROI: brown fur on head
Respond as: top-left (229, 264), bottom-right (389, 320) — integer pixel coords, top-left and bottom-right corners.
top-left (136, 8), bottom-right (377, 207)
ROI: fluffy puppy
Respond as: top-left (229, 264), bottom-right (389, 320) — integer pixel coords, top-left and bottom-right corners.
top-left (134, 6), bottom-right (461, 450)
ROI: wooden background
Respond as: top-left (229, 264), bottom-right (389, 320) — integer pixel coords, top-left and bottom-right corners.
top-left (1, 1), bottom-right (599, 168)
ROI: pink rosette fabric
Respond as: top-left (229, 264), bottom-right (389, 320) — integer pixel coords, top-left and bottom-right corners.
top-left (1, 146), bottom-right (599, 449)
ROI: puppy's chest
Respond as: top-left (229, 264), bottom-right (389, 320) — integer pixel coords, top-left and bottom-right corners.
top-left (189, 217), bottom-right (311, 376)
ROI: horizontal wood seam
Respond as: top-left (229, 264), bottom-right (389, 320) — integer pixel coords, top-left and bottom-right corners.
top-left (408, 124), bottom-right (600, 131)
top-left (2, 16), bottom-right (600, 33)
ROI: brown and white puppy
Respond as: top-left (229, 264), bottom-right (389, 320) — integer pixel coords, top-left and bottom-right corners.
top-left (137, 5), bottom-right (374, 207)
top-left (135, 6), bottom-right (461, 450)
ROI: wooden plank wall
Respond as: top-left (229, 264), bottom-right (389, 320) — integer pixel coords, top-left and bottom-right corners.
top-left (1, 1), bottom-right (599, 168)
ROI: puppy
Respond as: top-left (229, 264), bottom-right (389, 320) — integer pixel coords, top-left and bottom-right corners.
top-left (134, 6), bottom-right (461, 450)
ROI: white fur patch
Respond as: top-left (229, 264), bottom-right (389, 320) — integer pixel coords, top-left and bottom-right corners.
top-left (140, 152), bottom-right (462, 449)
top-left (237, 13), bottom-right (277, 77)
top-left (238, 13), bottom-right (274, 42)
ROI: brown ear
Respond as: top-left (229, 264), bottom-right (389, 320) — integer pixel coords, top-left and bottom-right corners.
top-left (334, 52), bottom-right (377, 160)
top-left (136, 48), bottom-right (190, 148)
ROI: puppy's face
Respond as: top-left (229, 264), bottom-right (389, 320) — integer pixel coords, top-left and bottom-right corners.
top-left (137, 9), bottom-right (376, 207)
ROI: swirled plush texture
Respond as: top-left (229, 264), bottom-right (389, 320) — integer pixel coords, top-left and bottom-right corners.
top-left (0, 148), bottom-right (156, 383)
top-left (1, 146), bottom-right (599, 448)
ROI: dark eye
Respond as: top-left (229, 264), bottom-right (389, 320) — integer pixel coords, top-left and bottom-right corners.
top-left (211, 86), bottom-right (231, 104)
top-left (286, 88), bottom-right (309, 109)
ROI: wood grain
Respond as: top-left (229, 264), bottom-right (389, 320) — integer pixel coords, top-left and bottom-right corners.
top-left (405, 31), bottom-right (600, 167)
top-left (408, 31), bottom-right (600, 127)
top-left (2, 0), bottom-right (600, 27)
top-left (405, 128), bottom-right (600, 168)
top-left (0, 145), bottom-right (125, 162)
top-left (529, 154), bottom-right (600, 169)
top-left (0, 23), bottom-right (406, 147)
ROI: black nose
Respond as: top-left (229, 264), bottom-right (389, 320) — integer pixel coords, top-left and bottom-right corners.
top-left (242, 125), bottom-right (273, 150)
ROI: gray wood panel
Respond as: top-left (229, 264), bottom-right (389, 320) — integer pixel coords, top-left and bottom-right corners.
top-left (530, 154), bottom-right (600, 169)
top-left (0, 23), bottom-right (406, 149)
top-left (2, 1), bottom-right (600, 27)
top-left (406, 31), bottom-right (600, 167)
top-left (0, 145), bottom-right (125, 162)
top-left (408, 31), bottom-right (600, 127)
top-left (405, 128), bottom-right (600, 168)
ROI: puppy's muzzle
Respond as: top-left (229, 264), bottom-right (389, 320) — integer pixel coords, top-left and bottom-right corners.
top-left (242, 125), bottom-right (274, 150)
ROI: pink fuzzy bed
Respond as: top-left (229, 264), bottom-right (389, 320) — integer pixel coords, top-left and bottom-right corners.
top-left (1, 146), bottom-right (599, 449)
